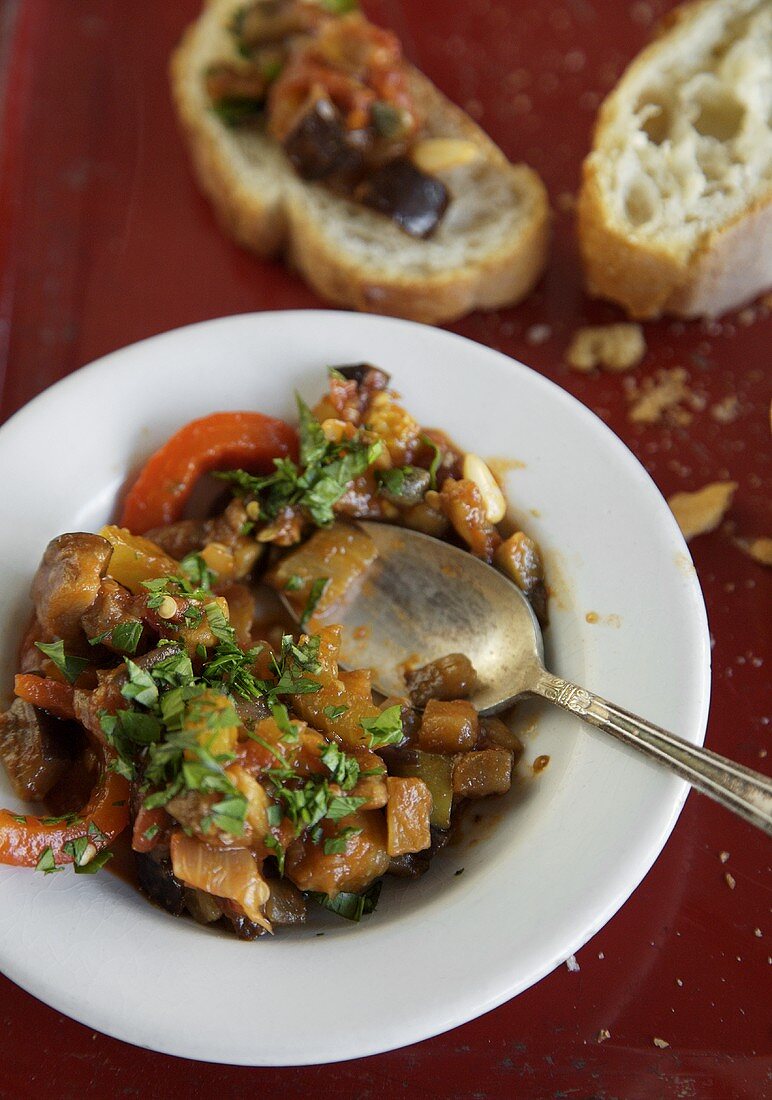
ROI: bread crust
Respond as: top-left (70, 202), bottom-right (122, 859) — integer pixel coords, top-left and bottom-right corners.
top-left (170, 3), bottom-right (550, 325)
top-left (577, 0), bottom-right (772, 320)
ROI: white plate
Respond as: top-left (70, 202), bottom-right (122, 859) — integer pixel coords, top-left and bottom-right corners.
top-left (0, 312), bottom-right (710, 1065)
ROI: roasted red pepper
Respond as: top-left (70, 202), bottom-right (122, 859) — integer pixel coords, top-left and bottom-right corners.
top-left (14, 674), bottom-right (76, 720)
top-left (0, 755), bottom-right (130, 868)
top-left (119, 411), bottom-right (298, 534)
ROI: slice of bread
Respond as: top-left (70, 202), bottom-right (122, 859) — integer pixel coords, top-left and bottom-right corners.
top-left (578, 0), bottom-right (772, 320)
top-left (171, 1), bottom-right (550, 325)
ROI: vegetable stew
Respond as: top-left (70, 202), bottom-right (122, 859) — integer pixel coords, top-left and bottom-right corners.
top-left (0, 366), bottom-right (546, 935)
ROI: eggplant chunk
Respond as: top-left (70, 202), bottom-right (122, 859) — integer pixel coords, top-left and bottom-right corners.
top-left (32, 533), bottom-right (113, 644)
top-left (134, 845), bottom-right (187, 917)
top-left (0, 698), bottom-right (72, 800)
top-left (357, 157), bottom-right (449, 238)
top-left (334, 364), bottom-right (391, 390)
top-left (405, 653), bottom-right (478, 708)
top-left (284, 98), bottom-right (363, 180)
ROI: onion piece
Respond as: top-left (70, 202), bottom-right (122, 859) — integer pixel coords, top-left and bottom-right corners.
top-left (170, 831), bottom-right (272, 933)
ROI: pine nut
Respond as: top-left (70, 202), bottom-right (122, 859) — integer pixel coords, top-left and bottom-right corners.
top-left (462, 453), bottom-right (506, 523)
top-left (245, 500), bottom-right (260, 520)
top-left (411, 138), bottom-right (480, 174)
top-left (157, 595), bottom-right (178, 620)
top-left (77, 842), bottom-right (98, 867)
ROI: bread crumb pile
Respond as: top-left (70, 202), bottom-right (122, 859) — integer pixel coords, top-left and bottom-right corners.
top-left (566, 323), bottom-right (645, 372)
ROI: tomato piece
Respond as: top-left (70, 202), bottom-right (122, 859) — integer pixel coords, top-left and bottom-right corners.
top-left (0, 755), bottom-right (130, 868)
top-left (14, 674), bottom-right (76, 720)
top-left (119, 412), bottom-right (298, 534)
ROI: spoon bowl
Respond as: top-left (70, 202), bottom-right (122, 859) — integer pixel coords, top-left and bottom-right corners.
top-left (323, 522), bottom-right (544, 713)
top-left (285, 520), bottom-right (772, 836)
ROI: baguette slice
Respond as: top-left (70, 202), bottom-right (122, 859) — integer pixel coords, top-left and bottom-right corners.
top-left (171, 1), bottom-right (550, 325)
top-left (579, 0), bottom-right (772, 320)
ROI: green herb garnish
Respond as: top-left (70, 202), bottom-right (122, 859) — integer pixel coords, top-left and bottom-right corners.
top-left (421, 434), bottom-right (442, 490)
top-left (310, 880), bottom-right (382, 922)
top-left (215, 394), bottom-right (383, 529)
top-left (323, 826), bottom-right (362, 855)
top-left (35, 847), bottom-right (62, 874)
top-left (34, 640), bottom-right (89, 685)
top-left (300, 576), bottom-right (329, 630)
top-left (359, 705), bottom-right (404, 749)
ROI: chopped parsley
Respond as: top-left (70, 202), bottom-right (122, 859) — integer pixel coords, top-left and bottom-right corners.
top-left (284, 574), bottom-right (304, 592)
top-left (264, 833), bottom-right (285, 875)
top-left (320, 741), bottom-right (360, 789)
top-left (322, 704), bottom-right (348, 721)
top-left (325, 795), bottom-right (367, 822)
top-left (359, 705), bottom-right (404, 749)
top-left (212, 97), bottom-right (265, 127)
top-left (73, 849), bottom-right (114, 875)
top-left (215, 394), bottom-right (383, 529)
top-left (88, 619), bottom-right (143, 654)
top-left (323, 826), bottom-right (362, 855)
top-left (300, 576), bottom-right (329, 630)
top-left (34, 640), bottom-right (89, 684)
top-left (310, 880), bottom-right (382, 922)
top-left (421, 434), bottom-right (442, 490)
top-left (35, 847), bottom-right (62, 874)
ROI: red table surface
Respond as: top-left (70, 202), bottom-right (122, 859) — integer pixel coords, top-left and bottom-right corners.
top-left (0, 0), bottom-right (770, 1096)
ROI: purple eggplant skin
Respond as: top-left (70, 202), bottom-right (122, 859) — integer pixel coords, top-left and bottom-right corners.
top-left (357, 158), bottom-right (449, 238)
top-left (284, 98), bottom-right (364, 181)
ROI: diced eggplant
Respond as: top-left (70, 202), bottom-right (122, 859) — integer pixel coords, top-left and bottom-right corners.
top-left (357, 157), bottom-right (448, 238)
top-left (334, 364), bottom-right (391, 389)
top-left (32, 533), bottom-right (113, 644)
top-left (385, 776), bottom-right (432, 857)
top-left (284, 98), bottom-right (364, 180)
top-left (378, 466), bottom-right (431, 507)
top-left (385, 748), bottom-right (454, 829)
top-left (184, 888), bottom-right (224, 926)
top-left (81, 578), bottom-right (143, 654)
top-left (387, 825), bottom-right (449, 878)
top-left (0, 698), bottom-right (72, 800)
top-left (494, 532), bottom-right (549, 626)
top-left (134, 845), bottom-right (187, 917)
top-left (267, 523), bottom-right (377, 627)
top-left (265, 878), bottom-right (307, 925)
top-left (405, 653), bottom-right (478, 708)
top-left (452, 748), bottom-right (513, 798)
top-left (418, 700), bottom-right (479, 754)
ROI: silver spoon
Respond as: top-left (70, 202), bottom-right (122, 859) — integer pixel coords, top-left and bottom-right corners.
top-left (286, 521), bottom-right (772, 836)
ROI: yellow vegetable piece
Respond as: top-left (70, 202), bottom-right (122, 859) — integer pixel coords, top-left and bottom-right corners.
top-left (100, 525), bottom-right (179, 593)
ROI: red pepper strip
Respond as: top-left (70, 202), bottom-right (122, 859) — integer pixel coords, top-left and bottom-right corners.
top-left (0, 755), bottom-right (130, 868)
top-left (119, 411), bottom-right (299, 534)
top-left (14, 674), bottom-right (76, 720)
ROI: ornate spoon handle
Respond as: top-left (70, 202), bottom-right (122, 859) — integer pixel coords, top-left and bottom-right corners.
top-left (531, 670), bottom-right (772, 836)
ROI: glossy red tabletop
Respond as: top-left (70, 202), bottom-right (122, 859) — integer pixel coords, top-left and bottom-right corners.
top-left (0, 1), bottom-right (769, 1096)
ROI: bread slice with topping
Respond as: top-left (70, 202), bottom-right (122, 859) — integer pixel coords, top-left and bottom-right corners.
top-left (170, 0), bottom-right (550, 325)
top-left (578, 0), bottom-right (772, 319)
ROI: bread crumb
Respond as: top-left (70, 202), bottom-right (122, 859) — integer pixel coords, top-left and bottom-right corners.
top-left (567, 323), bottom-right (645, 372)
top-left (596, 1028), bottom-right (611, 1044)
top-left (653, 1037), bottom-right (670, 1049)
top-left (565, 954), bottom-right (580, 972)
top-left (754, 928), bottom-right (762, 938)
top-left (627, 367), bottom-right (701, 425)
top-left (710, 395), bottom-right (740, 423)
top-left (725, 871), bottom-right (736, 890)
top-left (526, 323), bottom-right (552, 345)
top-left (676, 979), bottom-right (683, 987)
top-left (668, 482), bottom-right (737, 541)
top-left (720, 850), bottom-right (730, 863)
top-left (735, 536), bottom-right (772, 566)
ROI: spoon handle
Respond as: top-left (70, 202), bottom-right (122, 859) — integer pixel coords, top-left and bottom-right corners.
top-left (531, 670), bottom-right (772, 836)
